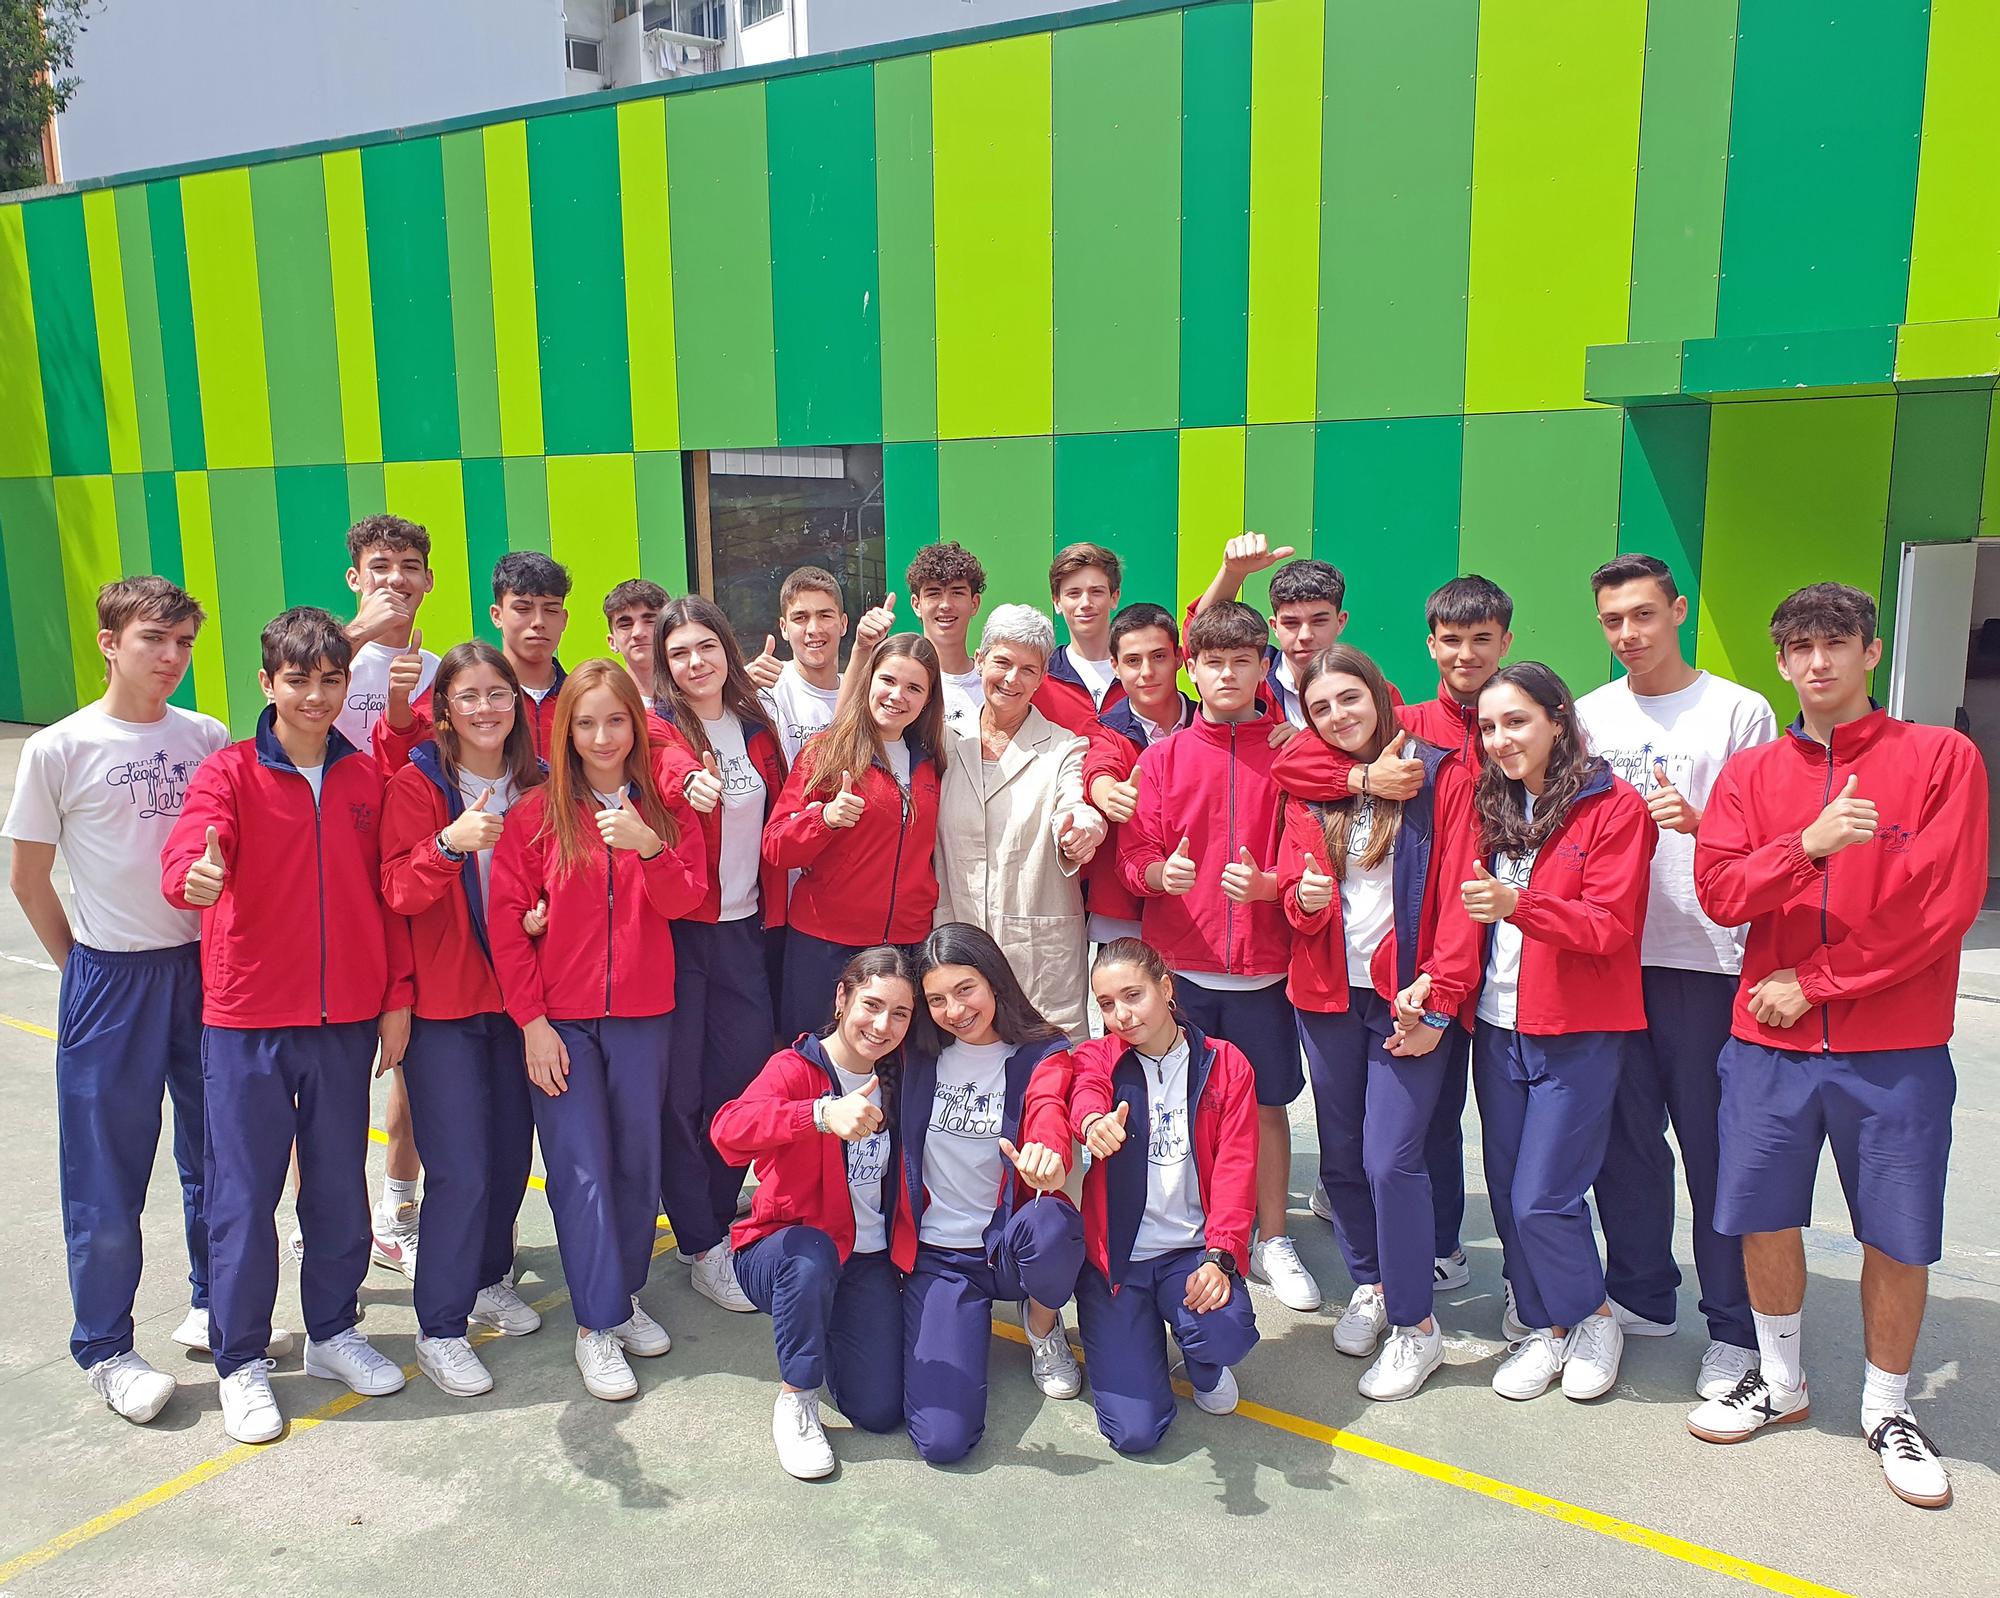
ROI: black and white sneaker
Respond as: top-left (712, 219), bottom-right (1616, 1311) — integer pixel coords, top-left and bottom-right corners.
top-left (1867, 1413), bottom-right (1951, 1509)
top-left (1686, 1367), bottom-right (1809, 1443)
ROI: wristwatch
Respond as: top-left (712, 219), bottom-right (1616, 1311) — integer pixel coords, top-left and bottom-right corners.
top-left (1201, 1247), bottom-right (1239, 1277)
top-left (434, 831), bottom-right (466, 863)
top-left (1419, 1010), bottom-right (1453, 1031)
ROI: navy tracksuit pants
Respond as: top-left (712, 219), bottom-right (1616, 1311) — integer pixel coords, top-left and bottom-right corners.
top-left (1298, 988), bottom-right (1451, 1327)
top-left (402, 1012), bottom-right (535, 1340)
top-left (904, 1198), bottom-right (1085, 1464)
top-left (57, 943), bottom-right (209, 1369)
top-left (533, 1014), bottom-right (672, 1333)
top-left (662, 917), bottom-right (774, 1258)
top-left (1423, 1024), bottom-right (1473, 1258)
top-left (1594, 966), bottom-right (1753, 1348)
top-left (1075, 1247), bottom-right (1260, 1455)
top-left (202, 1020), bottom-right (375, 1377)
top-left (1473, 1022), bottom-right (1623, 1333)
top-left (735, 1224), bottom-right (903, 1432)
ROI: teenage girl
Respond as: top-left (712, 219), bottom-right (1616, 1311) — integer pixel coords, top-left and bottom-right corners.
top-left (489, 659), bottom-right (708, 1402)
top-left (710, 944), bottom-right (916, 1479)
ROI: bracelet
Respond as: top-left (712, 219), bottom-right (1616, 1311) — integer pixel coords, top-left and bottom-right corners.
top-left (813, 1095), bottom-right (832, 1133)
top-left (1361, 765), bottom-right (1371, 797)
top-left (434, 831), bottom-right (466, 863)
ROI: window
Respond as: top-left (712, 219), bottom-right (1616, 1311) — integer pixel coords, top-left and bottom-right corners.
top-left (565, 36), bottom-right (602, 72)
top-left (741, 0), bottom-right (783, 28)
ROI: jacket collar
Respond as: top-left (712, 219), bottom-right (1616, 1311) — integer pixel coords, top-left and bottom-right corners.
top-left (411, 740), bottom-right (499, 957)
top-left (1101, 692), bottom-right (1195, 746)
top-left (1103, 1022), bottom-right (1217, 1286)
top-left (1434, 681), bottom-right (1478, 728)
top-left (254, 706), bottom-right (362, 774)
top-left (1785, 703), bottom-right (1892, 759)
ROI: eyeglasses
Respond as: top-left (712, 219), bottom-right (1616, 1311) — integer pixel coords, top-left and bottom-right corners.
top-left (447, 688), bottom-right (518, 712)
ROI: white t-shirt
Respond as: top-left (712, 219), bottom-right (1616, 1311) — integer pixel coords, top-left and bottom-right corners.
top-left (296, 762), bottom-right (325, 806)
top-left (883, 737), bottom-right (913, 791)
top-left (455, 768), bottom-right (517, 904)
top-left (919, 1038), bottom-right (1011, 1248)
top-left (1577, 671), bottom-right (1779, 975)
top-left (3, 701), bottom-right (229, 951)
top-left (1476, 796), bottom-right (1538, 1030)
top-left (832, 1061), bottom-right (890, 1254)
top-left (524, 680), bottom-right (558, 707)
top-left (760, 663), bottom-right (842, 766)
top-left (1132, 1031), bottom-right (1206, 1261)
top-left (591, 787), bottom-right (626, 810)
top-left (1271, 655), bottom-right (1307, 729)
top-left (1339, 804), bottom-right (1395, 987)
top-left (1061, 647), bottom-right (1118, 710)
top-left (335, 638), bottom-right (439, 750)
top-left (940, 667), bottom-right (982, 739)
top-left (699, 712), bottom-right (767, 922)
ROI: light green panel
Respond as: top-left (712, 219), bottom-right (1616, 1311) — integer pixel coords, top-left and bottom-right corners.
top-left (634, 451), bottom-right (689, 592)
top-left (383, 459), bottom-right (475, 648)
top-left (1242, 423), bottom-right (1315, 615)
top-left (110, 472), bottom-right (151, 577)
top-left (1244, 0), bottom-right (1323, 424)
top-left (441, 131), bottom-right (502, 459)
top-left (875, 53), bottom-right (937, 444)
top-left (0, 208), bottom-right (52, 477)
top-left (1985, 398), bottom-right (2000, 536)
top-left (932, 34), bottom-right (1054, 440)
top-left (113, 185), bottom-right (174, 473)
top-left (181, 171), bottom-right (275, 470)
top-left (1906, 0), bottom-right (2000, 324)
top-left (937, 437), bottom-right (1055, 616)
top-left (547, 454), bottom-right (640, 653)
top-left (1886, 390), bottom-right (1991, 542)
top-left (485, 123), bottom-right (545, 458)
top-left (617, 100), bottom-right (680, 452)
top-left (502, 456), bottom-right (551, 555)
top-left (54, 476), bottom-right (120, 696)
top-left (345, 461), bottom-right (387, 524)
top-left (0, 478), bottom-right (74, 720)
top-left (1176, 425), bottom-right (1247, 618)
top-left (81, 192), bottom-right (141, 474)
top-left (322, 150), bottom-right (382, 464)
top-left (1463, 0), bottom-right (1647, 413)
top-left (1697, 397), bottom-right (1897, 708)
top-left (207, 471), bottom-right (290, 737)
top-left (174, 472), bottom-right (229, 725)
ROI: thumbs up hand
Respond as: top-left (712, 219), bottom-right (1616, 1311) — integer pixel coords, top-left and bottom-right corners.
top-left (1221, 845), bottom-right (1273, 905)
top-left (822, 1073), bottom-right (884, 1141)
top-left (595, 788), bottom-right (663, 856)
top-left (1803, 772), bottom-right (1878, 860)
top-left (1295, 850), bottom-right (1335, 914)
top-left (184, 824), bottom-right (227, 907)
top-left (822, 769), bottom-right (865, 830)
top-left (1094, 759), bottom-right (1142, 825)
top-left (1057, 805), bottom-right (1106, 864)
top-left (522, 895), bottom-right (549, 938)
top-left (1644, 756), bottom-right (1701, 835)
top-left (442, 786), bottom-right (505, 854)
top-left (1159, 834), bottom-right (1197, 897)
top-left (1082, 1099), bottom-right (1131, 1161)
top-left (1361, 738), bottom-right (1425, 802)
top-left (856, 592), bottom-right (899, 652)
top-left (685, 750), bottom-right (725, 814)
top-left (1460, 859), bottom-right (1519, 923)
top-left (746, 633), bottom-right (784, 692)
top-left (999, 1136), bottom-right (1067, 1193)
top-left (387, 627), bottom-right (425, 713)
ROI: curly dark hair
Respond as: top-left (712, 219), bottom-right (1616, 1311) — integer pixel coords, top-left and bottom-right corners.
top-left (904, 541), bottom-right (986, 598)
top-left (1472, 662), bottom-right (1606, 857)
top-left (345, 513), bottom-right (430, 566)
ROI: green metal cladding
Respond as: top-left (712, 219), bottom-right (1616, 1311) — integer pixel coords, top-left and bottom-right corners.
top-left (3, 0), bottom-right (1999, 734)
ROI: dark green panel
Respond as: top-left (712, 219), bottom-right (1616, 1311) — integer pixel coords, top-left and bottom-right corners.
top-left (275, 464), bottom-right (359, 619)
top-left (1053, 431), bottom-right (1179, 625)
top-left (528, 107), bottom-right (632, 456)
top-left (1315, 416), bottom-right (1464, 693)
top-left (884, 439), bottom-right (940, 599)
top-left (0, 487), bottom-right (19, 720)
top-left (23, 195), bottom-right (111, 476)
top-left (0, 477), bottom-right (78, 720)
top-left (1178, 0), bottom-right (1252, 429)
top-left (874, 55), bottom-right (936, 444)
top-left (769, 65), bottom-right (881, 446)
top-left (362, 139), bottom-right (461, 462)
top-left (1716, 0), bottom-right (1930, 336)
top-left (147, 180), bottom-right (207, 471)
top-left (1617, 406), bottom-right (1712, 656)
top-left (462, 457), bottom-right (510, 644)
top-left (501, 456), bottom-right (551, 555)
top-left (207, 469), bottom-right (289, 730)
top-left (141, 471), bottom-right (196, 708)
top-left (1887, 389), bottom-right (1992, 541)
top-left (250, 159), bottom-right (344, 466)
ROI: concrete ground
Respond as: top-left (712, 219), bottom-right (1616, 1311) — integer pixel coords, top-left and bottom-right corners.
top-left (0, 719), bottom-right (1993, 1598)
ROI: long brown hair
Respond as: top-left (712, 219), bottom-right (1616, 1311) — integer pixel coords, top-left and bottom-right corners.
top-left (431, 641), bottom-right (545, 797)
top-left (539, 659), bottom-right (678, 879)
top-left (803, 631), bottom-right (947, 799)
top-left (913, 922), bottom-right (1064, 1055)
top-left (649, 594), bottom-right (784, 768)
top-left (1473, 662), bottom-right (1605, 856)
top-left (1297, 645), bottom-right (1405, 874)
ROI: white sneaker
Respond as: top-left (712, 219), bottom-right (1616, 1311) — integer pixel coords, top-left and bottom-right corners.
top-left (87, 1351), bottom-right (175, 1423)
top-left (170, 1307), bottom-right (296, 1360)
top-left (1493, 1329), bottom-right (1568, 1401)
top-left (287, 1228), bottom-right (305, 1266)
top-left (1433, 1250), bottom-right (1471, 1292)
top-left (1359, 1323), bottom-right (1444, 1402)
top-left (1696, 1339), bottom-right (1759, 1401)
top-left (1308, 1182), bottom-right (1334, 1223)
top-left (1188, 1364), bottom-right (1239, 1416)
top-left (1249, 1235), bottom-right (1322, 1311)
top-left (1501, 1280), bottom-right (1531, 1342)
top-left (773, 1388), bottom-right (836, 1479)
top-left (735, 1185), bottom-right (756, 1219)
top-left (1027, 1317), bottom-right (1083, 1400)
top-left (575, 1329), bottom-right (638, 1400)
top-left (1686, 1367), bottom-right (1810, 1443)
top-left (1561, 1311), bottom-right (1624, 1401)
top-left (218, 1359), bottom-right (283, 1443)
top-left (470, 1280), bottom-right (542, 1336)
top-left (1609, 1296), bottom-right (1676, 1337)
top-left (1333, 1285), bottom-right (1388, 1357)
top-left (612, 1297), bottom-right (671, 1357)
top-left (303, 1328), bottom-right (406, 1395)
top-left (1866, 1413), bottom-right (1952, 1509)
top-left (690, 1245), bottom-right (757, 1313)
top-left (416, 1335), bottom-right (494, 1397)
top-left (370, 1200), bottom-right (420, 1280)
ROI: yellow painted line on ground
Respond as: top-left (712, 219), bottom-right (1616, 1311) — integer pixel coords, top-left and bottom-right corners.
top-left (0, 1010), bottom-right (57, 1040)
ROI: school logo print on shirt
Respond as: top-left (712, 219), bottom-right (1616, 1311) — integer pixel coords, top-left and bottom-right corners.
top-left (349, 801), bottom-right (377, 834)
top-left (847, 1128), bottom-right (889, 1187)
top-left (1877, 821), bottom-right (1914, 855)
top-left (930, 1081), bottom-right (1003, 1139)
top-left (718, 749), bottom-right (759, 798)
top-left (346, 690), bottom-right (388, 728)
top-left (107, 750), bottom-right (197, 819)
top-left (1148, 1100), bottom-right (1190, 1167)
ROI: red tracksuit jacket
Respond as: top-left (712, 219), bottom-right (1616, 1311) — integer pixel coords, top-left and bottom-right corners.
top-left (1117, 709), bottom-right (1291, 977)
top-left (1067, 1026), bottom-right (1258, 1288)
top-left (761, 735), bottom-right (942, 946)
top-left (1276, 744), bottom-right (1483, 1021)
top-left (373, 660), bottom-right (568, 771)
top-left (1694, 710), bottom-right (1987, 1052)
top-left (1480, 767), bottom-right (1656, 1034)
top-left (379, 743), bottom-right (512, 1020)
top-left (651, 715), bottom-right (790, 928)
top-left (1078, 694), bottom-right (1197, 927)
top-left (487, 783), bottom-right (708, 1026)
top-left (161, 711), bottom-right (413, 1028)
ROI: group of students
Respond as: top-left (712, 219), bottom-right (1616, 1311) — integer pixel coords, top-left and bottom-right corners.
top-left (4, 515), bottom-right (1980, 1510)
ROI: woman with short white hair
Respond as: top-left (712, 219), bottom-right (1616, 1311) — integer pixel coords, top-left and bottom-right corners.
top-left (932, 603), bottom-right (1107, 1039)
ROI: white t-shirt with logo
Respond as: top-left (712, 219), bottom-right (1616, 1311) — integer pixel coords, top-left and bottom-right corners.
top-left (1339, 804), bottom-right (1395, 987)
top-left (335, 639), bottom-right (439, 750)
top-left (1577, 671), bottom-right (1779, 975)
top-left (1132, 1031), bottom-right (1206, 1261)
top-left (919, 1038), bottom-right (1011, 1249)
top-left (1060, 647), bottom-right (1118, 710)
top-left (1476, 796), bottom-right (1538, 1030)
top-left (940, 667), bottom-right (982, 739)
top-left (698, 712), bottom-right (767, 922)
top-left (3, 701), bottom-right (230, 951)
top-left (761, 662), bottom-right (842, 766)
top-left (454, 768), bottom-right (517, 904)
top-left (832, 1061), bottom-right (890, 1254)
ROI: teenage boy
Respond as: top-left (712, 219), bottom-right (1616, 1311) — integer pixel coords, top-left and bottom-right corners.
top-left (1193, 533), bottom-right (1348, 728)
top-left (162, 607), bottom-right (414, 1444)
top-left (1689, 583), bottom-right (1984, 1510)
top-left (1577, 554), bottom-right (1777, 1397)
top-left (1042, 542), bottom-right (1125, 718)
top-left (5, 578), bottom-right (249, 1423)
top-left (760, 565), bottom-right (850, 764)
top-left (605, 578), bottom-right (668, 700)
top-left (907, 540), bottom-right (987, 736)
top-left (337, 514), bottom-right (440, 752)
top-left (1118, 599), bottom-right (1322, 1313)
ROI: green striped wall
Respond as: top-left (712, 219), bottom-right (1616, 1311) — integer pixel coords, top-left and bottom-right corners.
top-left (3, 0), bottom-right (1997, 731)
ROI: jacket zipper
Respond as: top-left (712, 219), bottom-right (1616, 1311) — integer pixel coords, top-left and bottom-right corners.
top-left (882, 768), bottom-right (910, 942)
top-left (314, 786), bottom-right (328, 1022)
top-left (1224, 723), bottom-right (1238, 974)
top-left (604, 825), bottom-right (616, 1012)
top-left (1817, 743), bottom-right (1834, 1053)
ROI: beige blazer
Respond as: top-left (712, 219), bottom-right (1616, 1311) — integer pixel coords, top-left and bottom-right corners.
top-left (933, 706), bottom-right (1098, 1040)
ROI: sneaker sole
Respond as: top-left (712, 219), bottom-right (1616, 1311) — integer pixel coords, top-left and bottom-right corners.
top-left (1360, 1350), bottom-right (1445, 1402)
top-left (1882, 1476), bottom-right (1952, 1510)
top-left (1434, 1264), bottom-right (1471, 1292)
top-left (224, 1414), bottom-right (284, 1445)
top-left (417, 1359), bottom-right (494, 1398)
top-left (1563, 1370), bottom-right (1620, 1402)
top-left (109, 1384), bottom-right (175, 1425)
top-left (690, 1280), bottom-right (758, 1315)
top-left (1333, 1330), bottom-right (1384, 1358)
top-left (778, 1453), bottom-right (836, 1480)
top-left (1687, 1403), bottom-right (1810, 1444)
top-left (614, 1333), bottom-right (671, 1358)
top-left (302, 1354), bottom-right (407, 1396)
top-left (1250, 1273), bottom-right (1324, 1313)
top-left (469, 1313), bottom-right (542, 1338)
top-left (582, 1375), bottom-right (639, 1400)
